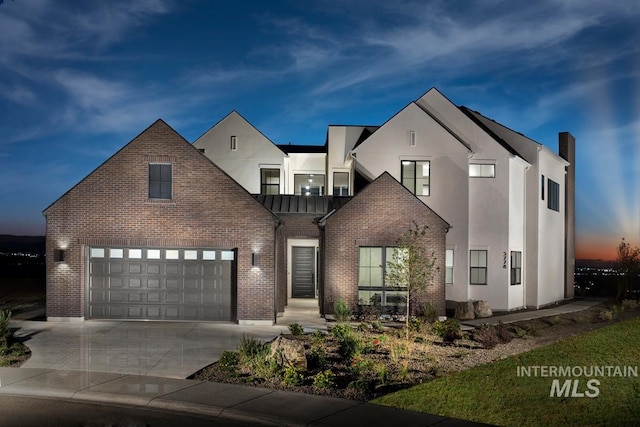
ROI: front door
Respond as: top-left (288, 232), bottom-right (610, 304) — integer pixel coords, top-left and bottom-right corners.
top-left (291, 246), bottom-right (315, 298)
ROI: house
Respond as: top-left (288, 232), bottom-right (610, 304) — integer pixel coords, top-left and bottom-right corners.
top-left (44, 87), bottom-right (574, 323)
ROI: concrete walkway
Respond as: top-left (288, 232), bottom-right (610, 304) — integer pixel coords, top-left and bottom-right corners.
top-left (1, 298), bottom-right (607, 426)
top-left (461, 297), bottom-right (607, 327)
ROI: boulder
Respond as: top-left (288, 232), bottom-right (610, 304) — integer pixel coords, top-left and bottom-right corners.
top-left (473, 300), bottom-right (493, 318)
top-left (267, 335), bottom-right (307, 370)
top-left (455, 301), bottom-right (475, 320)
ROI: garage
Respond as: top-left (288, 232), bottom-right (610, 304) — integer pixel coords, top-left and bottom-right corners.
top-left (87, 247), bottom-right (236, 321)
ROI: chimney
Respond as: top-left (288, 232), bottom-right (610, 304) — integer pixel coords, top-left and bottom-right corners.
top-left (559, 132), bottom-right (575, 299)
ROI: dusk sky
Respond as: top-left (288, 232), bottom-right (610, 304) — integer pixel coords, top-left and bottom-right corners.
top-left (1, 1), bottom-right (639, 260)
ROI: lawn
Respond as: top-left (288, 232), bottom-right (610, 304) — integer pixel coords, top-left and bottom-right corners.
top-left (373, 316), bottom-right (640, 426)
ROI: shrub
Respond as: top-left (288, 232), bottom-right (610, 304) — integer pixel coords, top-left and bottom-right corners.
top-left (495, 322), bottom-right (514, 344)
top-left (238, 336), bottom-right (267, 360)
top-left (434, 318), bottom-right (462, 344)
top-left (599, 310), bottom-right (613, 321)
top-left (338, 335), bottom-right (362, 360)
top-left (612, 305), bottom-right (625, 319)
top-left (370, 320), bottom-right (383, 332)
top-left (418, 302), bottom-right (439, 323)
top-left (330, 323), bottom-right (353, 340)
top-left (312, 330), bottom-right (326, 345)
top-left (313, 369), bottom-right (335, 388)
top-left (621, 299), bottom-right (639, 310)
top-left (288, 323), bottom-right (304, 336)
top-left (218, 350), bottom-right (239, 372)
top-left (283, 365), bottom-right (304, 386)
top-left (334, 299), bottom-right (352, 322)
top-left (0, 310), bottom-right (11, 346)
top-left (512, 326), bottom-right (528, 339)
top-left (408, 317), bottom-right (423, 332)
top-left (473, 325), bottom-right (499, 349)
top-left (308, 347), bottom-right (327, 369)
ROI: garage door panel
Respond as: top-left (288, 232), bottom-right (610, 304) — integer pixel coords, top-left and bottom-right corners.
top-left (89, 247), bottom-right (234, 321)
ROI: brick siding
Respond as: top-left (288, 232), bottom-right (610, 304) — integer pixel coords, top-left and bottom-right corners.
top-left (322, 172), bottom-right (448, 316)
top-left (44, 120), bottom-right (277, 321)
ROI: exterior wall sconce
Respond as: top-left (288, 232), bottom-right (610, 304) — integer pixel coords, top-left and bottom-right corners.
top-left (54, 249), bottom-right (66, 263)
top-left (252, 253), bottom-right (259, 267)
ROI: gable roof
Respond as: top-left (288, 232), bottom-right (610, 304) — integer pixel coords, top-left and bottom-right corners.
top-left (318, 171), bottom-right (449, 229)
top-left (193, 110), bottom-right (287, 156)
top-left (43, 119), bottom-right (279, 220)
top-left (459, 106), bottom-right (525, 158)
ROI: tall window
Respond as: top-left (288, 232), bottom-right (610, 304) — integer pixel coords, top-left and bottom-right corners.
top-left (148, 164), bottom-right (172, 199)
top-left (541, 175), bottom-right (545, 200)
top-left (510, 251), bottom-right (522, 285)
top-left (401, 160), bottom-right (430, 196)
top-left (260, 168), bottom-right (280, 194)
top-left (547, 178), bottom-right (560, 211)
top-left (358, 247), bottom-right (406, 307)
top-left (469, 163), bottom-right (495, 178)
top-left (470, 250), bottom-right (487, 285)
top-left (230, 135), bottom-right (237, 150)
top-left (294, 174), bottom-right (325, 196)
top-left (333, 172), bottom-right (349, 196)
top-left (445, 249), bottom-right (454, 284)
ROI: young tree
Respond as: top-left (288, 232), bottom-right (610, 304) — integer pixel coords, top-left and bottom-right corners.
top-left (615, 238), bottom-right (640, 300)
top-left (385, 222), bottom-right (437, 340)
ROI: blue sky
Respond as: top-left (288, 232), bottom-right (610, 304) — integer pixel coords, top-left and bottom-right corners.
top-left (1, 0), bottom-right (639, 259)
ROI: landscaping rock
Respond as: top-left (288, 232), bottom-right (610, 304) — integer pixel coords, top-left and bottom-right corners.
top-left (455, 301), bottom-right (475, 320)
top-left (267, 335), bottom-right (307, 370)
top-left (474, 300), bottom-right (493, 318)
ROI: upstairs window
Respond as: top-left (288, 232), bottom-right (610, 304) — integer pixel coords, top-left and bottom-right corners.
top-left (148, 164), bottom-right (172, 199)
top-left (401, 160), bottom-right (430, 196)
top-left (541, 175), bottom-right (545, 200)
top-left (260, 168), bottom-right (280, 195)
top-left (294, 174), bottom-right (325, 196)
top-left (469, 163), bottom-right (495, 178)
top-left (230, 135), bottom-right (237, 151)
top-left (547, 178), bottom-right (560, 212)
top-left (333, 172), bottom-right (349, 196)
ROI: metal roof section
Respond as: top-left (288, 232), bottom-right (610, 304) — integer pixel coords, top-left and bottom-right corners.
top-left (276, 144), bottom-right (327, 154)
top-left (459, 107), bottom-right (526, 159)
top-left (254, 195), bottom-right (351, 214)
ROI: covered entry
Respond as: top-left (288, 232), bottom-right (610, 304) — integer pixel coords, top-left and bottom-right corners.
top-left (87, 247), bottom-right (235, 321)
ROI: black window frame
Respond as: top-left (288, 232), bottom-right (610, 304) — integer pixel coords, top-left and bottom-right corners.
top-left (332, 171), bottom-right (349, 196)
top-left (510, 251), bottom-right (522, 285)
top-left (148, 163), bottom-right (172, 200)
top-left (260, 168), bottom-right (280, 195)
top-left (358, 246), bottom-right (407, 308)
top-left (547, 178), bottom-right (560, 211)
top-left (401, 160), bottom-right (430, 196)
top-left (470, 249), bottom-right (488, 285)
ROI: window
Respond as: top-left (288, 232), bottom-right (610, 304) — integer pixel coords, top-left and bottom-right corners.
top-left (547, 178), bottom-right (560, 211)
top-left (409, 130), bottom-right (417, 147)
top-left (260, 168), bottom-right (280, 194)
top-left (469, 163), bottom-right (495, 178)
top-left (149, 163), bottom-right (172, 199)
top-left (541, 175), bottom-right (545, 200)
top-left (230, 135), bottom-right (237, 150)
top-left (333, 172), bottom-right (349, 196)
top-left (294, 174), bottom-right (325, 196)
top-left (401, 160), bottom-right (430, 196)
top-left (445, 249), bottom-right (454, 284)
top-left (510, 251), bottom-right (522, 285)
top-left (470, 250), bottom-right (487, 285)
top-left (358, 247), bottom-right (406, 307)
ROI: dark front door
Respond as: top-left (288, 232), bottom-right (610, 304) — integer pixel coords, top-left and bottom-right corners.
top-left (292, 246), bottom-right (315, 298)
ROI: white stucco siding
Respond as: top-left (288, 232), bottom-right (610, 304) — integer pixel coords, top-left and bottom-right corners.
top-left (352, 102), bottom-right (471, 304)
top-left (508, 158), bottom-right (527, 310)
top-left (286, 153), bottom-right (328, 195)
top-left (535, 151), bottom-right (566, 307)
top-left (193, 111), bottom-right (286, 194)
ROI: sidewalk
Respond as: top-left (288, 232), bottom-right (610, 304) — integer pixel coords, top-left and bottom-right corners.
top-left (0, 367), bottom-right (490, 426)
top-left (461, 297), bottom-right (607, 328)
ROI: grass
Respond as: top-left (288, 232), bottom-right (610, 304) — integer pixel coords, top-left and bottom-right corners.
top-left (373, 316), bottom-right (640, 426)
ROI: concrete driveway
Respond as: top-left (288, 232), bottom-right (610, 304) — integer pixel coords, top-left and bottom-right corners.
top-left (11, 320), bottom-right (289, 379)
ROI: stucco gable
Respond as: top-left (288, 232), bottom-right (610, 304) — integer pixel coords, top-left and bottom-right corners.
top-left (321, 171), bottom-right (449, 230)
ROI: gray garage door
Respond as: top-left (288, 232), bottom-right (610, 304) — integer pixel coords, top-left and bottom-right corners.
top-left (87, 247), bottom-right (235, 321)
